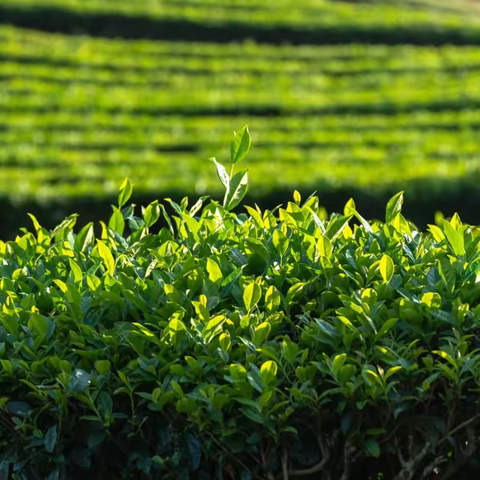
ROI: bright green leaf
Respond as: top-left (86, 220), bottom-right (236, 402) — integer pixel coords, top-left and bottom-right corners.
top-left (118, 178), bottom-right (133, 208)
top-left (244, 282), bottom-right (261, 312)
top-left (273, 229), bottom-right (289, 258)
top-left (260, 361), bottom-right (277, 385)
top-left (230, 126), bottom-right (251, 164)
top-left (224, 170), bottom-right (249, 211)
top-left (386, 191), bottom-right (404, 223)
top-left (108, 206), bottom-right (125, 236)
top-left (442, 220), bottom-right (465, 256)
top-left (96, 240), bottom-right (115, 275)
top-left (379, 254), bottom-right (394, 283)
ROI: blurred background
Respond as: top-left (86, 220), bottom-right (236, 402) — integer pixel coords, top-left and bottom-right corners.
top-left (1, 0), bottom-right (480, 237)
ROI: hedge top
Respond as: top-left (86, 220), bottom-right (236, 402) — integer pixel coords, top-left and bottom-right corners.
top-left (1, 128), bottom-right (480, 479)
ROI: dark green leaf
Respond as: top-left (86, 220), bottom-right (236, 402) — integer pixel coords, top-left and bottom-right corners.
top-left (67, 369), bottom-right (92, 392)
top-left (186, 434), bottom-right (202, 471)
top-left (364, 439), bottom-right (381, 458)
top-left (45, 426), bottom-right (57, 453)
top-left (7, 401), bottom-right (32, 418)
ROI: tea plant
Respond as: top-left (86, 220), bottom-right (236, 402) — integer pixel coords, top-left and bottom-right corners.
top-left (2, 128), bottom-right (480, 479)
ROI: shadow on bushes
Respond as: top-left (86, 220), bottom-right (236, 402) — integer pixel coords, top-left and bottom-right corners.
top-left (2, 4), bottom-right (480, 45)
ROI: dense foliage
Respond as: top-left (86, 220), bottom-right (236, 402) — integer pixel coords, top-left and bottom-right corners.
top-left (2, 129), bottom-right (480, 479)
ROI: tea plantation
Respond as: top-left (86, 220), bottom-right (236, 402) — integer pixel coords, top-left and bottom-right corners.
top-left (2, 128), bottom-right (480, 479)
top-left (3, 1), bottom-right (480, 478)
top-left (1, 0), bottom-right (480, 230)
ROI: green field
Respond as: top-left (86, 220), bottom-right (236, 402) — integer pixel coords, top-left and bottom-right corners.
top-left (1, 0), bottom-right (480, 215)
top-left (5, 5), bottom-right (480, 477)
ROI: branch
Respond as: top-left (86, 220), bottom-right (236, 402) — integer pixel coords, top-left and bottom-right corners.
top-left (288, 447), bottom-right (329, 476)
top-left (419, 455), bottom-right (447, 480)
top-left (289, 431), bottom-right (338, 477)
top-left (413, 442), bottom-right (432, 465)
top-left (438, 412), bottom-right (480, 447)
top-left (340, 441), bottom-right (357, 480)
top-left (438, 429), bottom-right (479, 480)
top-left (397, 437), bottom-right (406, 468)
top-left (393, 441), bottom-right (431, 480)
top-left (393, 412), bottom-right (480, 480)
top-left (394, 411), bottom-right (480, 480)
top-left (204, 430), bottom-right (265, 480)
top-left (282, 445), bottom-right (289, 480)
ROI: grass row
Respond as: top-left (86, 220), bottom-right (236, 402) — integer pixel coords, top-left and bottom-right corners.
top-left (6, 24), bottom-right (480, 67)
top-left (2, 24), bottom-right (480, 202)
top-left (0, 133), bottom-right (478, 200)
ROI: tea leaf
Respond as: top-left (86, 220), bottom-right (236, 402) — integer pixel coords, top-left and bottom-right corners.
top-left (224, 170), bottom-right (249, 211)
top-left (108, 206), bottom-right (125, 236)
top-left (325, 214), bottom-right (350, 242)
top-left (230, 125), bottom-right (251, 164)
top-left (118, 178), bottom-right (133, 208)
top-left (254, 322), bottom-right (271, 346)
top-left (293, 190), bottom-right (301, 205)
top-left (385, 366), bottom-right (403, 381)
top-left (317, 235), bottom-right (333, 259)
top-left (377, 318), bottom-right (398, 337)
top-left (332, 353), bottom-right (347, 377)
top-left (95, 360), bottom-right (111, 375)
top-left (421, 292), bottom-right (442, 309)
top-left (438, 257), bottom-right (455, 291)
top-left (74, 222), bottom-right (95, 253)
top-left (96, 240), bottom-right (115, 275)
top-left (211, 158), bottom-right (230, 189)
top-left (442, 219), bottom-right (465, 256)
top-left (272, 229), bottom-right (289, 257)
top-left (28, 313), bottom-right (48, 337)
top-left (44, 426), bottom-right (57, 453)
top-left (386, 191), bottom-right (404, 223)
top-left (265, 286), bottom-right (281, 314)
top-left (207, 258), bottom-right (223, 285)
top-left (364, 439), bottom-right (381, 458)
top-left (380, 255), bottom-right (394, 283)
top-left (144, 200), bottom-right (161, 228)
top-left (67, 369), bottom-right (92, 392)
top-left (260, 361), bottom-right (277, 385)
top-left (244, 282), bottom-right (261, 312)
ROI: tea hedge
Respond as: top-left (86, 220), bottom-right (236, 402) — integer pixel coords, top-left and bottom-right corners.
top-left (3, 25), bottom-right (480, 204)
top-left (2, 128), bottom-right (480, 479)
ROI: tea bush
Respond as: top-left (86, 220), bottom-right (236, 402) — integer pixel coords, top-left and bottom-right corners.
top-left (2, 128), bottom-right (480, 480)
